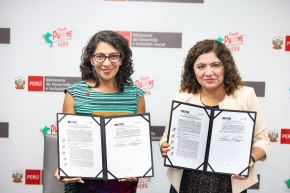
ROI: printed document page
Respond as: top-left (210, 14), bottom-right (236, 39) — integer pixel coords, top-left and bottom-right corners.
top-left (165, 102), bottom-right (210, 170)
top-left (105, 114), bottom-right (153, 179)
top-left (207, 111), bottom-right (255, 175)
top-left (58, 114), bottom-right (103, 178)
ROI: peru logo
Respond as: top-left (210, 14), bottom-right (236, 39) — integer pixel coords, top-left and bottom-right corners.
top-left (28, 76), bottom-right (44, 92)
top-left (135, 75), bottom-right (155, 96)
top-left (43, 27), bottom-right (72, 48)
top-left (281, 128), bottom-right (290, 144)
top-left (285, 36), bottom-right (290, 51)
top-left (25, 169), bottom-right (42, 185)
top-left (217, 32), bottom-right (244, 52)
top-left (41, 123), bottom-right (58, 135)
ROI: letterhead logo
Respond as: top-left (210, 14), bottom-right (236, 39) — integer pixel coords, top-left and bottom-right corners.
top-left (25, 169), bottom-right (42, 185)
top-left (12, 170), bottom-right (23, 183)
top-left (285, 36), bottom-right (290, 51)
top-left (135, 76), bottom-right (155, 95)
top-left (43, 27), bottom-right (72, 48)
top-left (281, 128), bottom-right (290, 144)
top-left (14, 76), bottom-right (25, 90)
top-left (28, 76), bottom-right (44, 92)
top-left (217, 32), bottom-right (245, 52)
top-left (272, 36), bottom-right (283, 49)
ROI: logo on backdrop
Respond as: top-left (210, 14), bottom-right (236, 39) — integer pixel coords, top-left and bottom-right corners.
top-left (0, 28), bottom-right (10, 44)
top-left (132, 31), bottom-right (182, 48)
top-left (137, 177), bottom-right (151, 191)
top-left (45, 76), bottom-right (81, 92)
top-left (25, 169), bottom-right (42, 185)
top-left (285, 35), bottom-right (290, 51)
top-left (27, 76), bottom-right (81, 92)
top-left (14, 76), bottom-right (26, 90)
top-left (28, 76), bottom-right (44, 91)
top-left (272, 35), bottom-right (290, 51)
top-left (43, 27), bottom-right (72, 48)
top-left (268, 130), bottom-right (279, 143)
top-left (117, 31), bottom-right (182, 48)
top-left (0, 122), bottom-right (9, 138)
top-left (272, 36), bottom-right (283, 49)
top-left (117, 31), bottom-right (131, 45)
top-left (243, 81), bottom-right (265, 97)
top-left (280, 128), bottom-right (290, 144)
top-left (12, 170), bottom-right (24, 183)
top-left (217, 32), bottom-right (244, 52)
top-left (135, 76), bottom-right (155, 95)
top-left (284, 178), bottom-right (290, 189)
top-left (41, 123), bottom-right (58, 135)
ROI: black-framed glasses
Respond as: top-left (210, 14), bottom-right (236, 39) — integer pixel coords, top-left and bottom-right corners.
top-left (92, 53), bottom-right (122, 63)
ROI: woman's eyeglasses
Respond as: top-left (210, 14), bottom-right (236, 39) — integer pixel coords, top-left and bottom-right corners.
top-left (92, 53), bottom-right (122, 63)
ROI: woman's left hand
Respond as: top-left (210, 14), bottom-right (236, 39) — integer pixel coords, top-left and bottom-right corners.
top-left (231, 159), bottom-right (255, 180)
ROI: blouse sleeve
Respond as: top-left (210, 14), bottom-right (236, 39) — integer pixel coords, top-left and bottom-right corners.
top-left (135, 86), bottom-right (145, 100)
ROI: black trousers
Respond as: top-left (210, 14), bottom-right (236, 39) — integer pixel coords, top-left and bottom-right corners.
top-left (169, 185), bottom-right (247, 193)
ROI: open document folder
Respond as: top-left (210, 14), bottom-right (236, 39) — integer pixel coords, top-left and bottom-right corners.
top-left (164, 100), bottom-right (256, 176)
top-left (57, 113), bottom-right (154, 180)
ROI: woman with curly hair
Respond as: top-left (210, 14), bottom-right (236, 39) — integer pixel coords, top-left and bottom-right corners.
top-left (55, 30), bottom-right (145, 193)
top-left (160, 40), bottom-right (269, 193)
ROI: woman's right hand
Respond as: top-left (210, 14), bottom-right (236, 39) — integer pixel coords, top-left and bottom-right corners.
top-left (54, 169), bottom-right (84, 184)
top-left (160, 142), bottom-right (170, 157)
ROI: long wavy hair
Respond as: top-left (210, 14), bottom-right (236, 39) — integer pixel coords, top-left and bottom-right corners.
top-left (180, 39), bottom-right (243, 95)
top-left (80, 30), bottom-right (133, 91)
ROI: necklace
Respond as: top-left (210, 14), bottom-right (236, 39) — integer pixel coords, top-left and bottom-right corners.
top-left (200, 91), bottom-right (225, 107)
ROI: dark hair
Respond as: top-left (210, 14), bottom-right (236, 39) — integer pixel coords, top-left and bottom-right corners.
top-left (180, 39), bottom-right (243, 95)
top-left (80, 30), bottom-right (133, 91)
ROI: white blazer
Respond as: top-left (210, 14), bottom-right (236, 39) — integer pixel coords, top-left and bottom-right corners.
top-left (160, 86), bottom-right (269, 193)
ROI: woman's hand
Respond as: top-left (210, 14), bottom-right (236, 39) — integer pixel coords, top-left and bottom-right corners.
top-left (231, 159), bottom-right (255, 180)
top-left (54, 169), bottom-right (84, 184)
top-left (160, 142), bottom-right (170, 157)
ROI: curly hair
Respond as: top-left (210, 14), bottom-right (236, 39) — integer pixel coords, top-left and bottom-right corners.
top-left (180, 39), bottom-right (243, 95)
top-left (80, 30), bottom-right (134, 91)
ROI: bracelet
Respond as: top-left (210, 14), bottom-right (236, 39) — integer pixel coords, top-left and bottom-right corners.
top-left (251, 155), bottom-right (256, 163)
